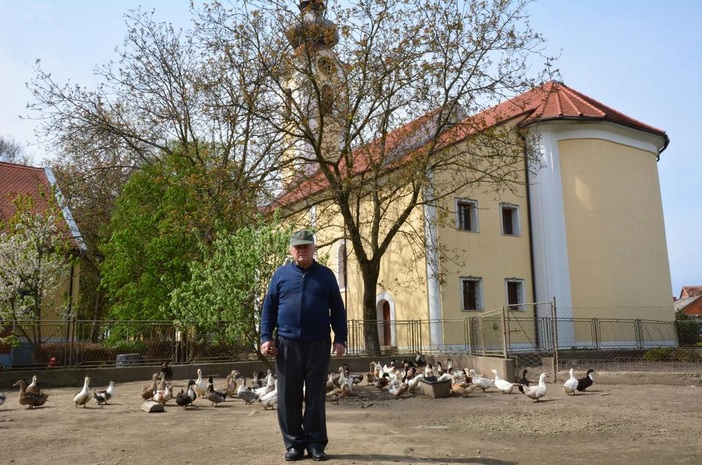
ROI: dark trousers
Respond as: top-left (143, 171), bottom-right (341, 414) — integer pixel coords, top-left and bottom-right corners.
top-left (275, 336), bottom-right (331, 451)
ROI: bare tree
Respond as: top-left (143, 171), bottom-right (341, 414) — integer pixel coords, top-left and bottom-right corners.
top-left (197, 0), bottom-right (552, 353)
top-left (27, 7), bottom-right (287, 320)
top-left (0, 136), bottom-right (33, 165)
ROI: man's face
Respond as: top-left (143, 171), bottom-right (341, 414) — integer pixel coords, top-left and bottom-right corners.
top-left (290, 244), bottom-right (315, 268)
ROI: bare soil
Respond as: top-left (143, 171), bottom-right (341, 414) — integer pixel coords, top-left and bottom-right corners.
top-left (1, 374), bottom-right (701, 465)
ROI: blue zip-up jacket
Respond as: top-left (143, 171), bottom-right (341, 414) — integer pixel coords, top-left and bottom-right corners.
top-left (260, 260), bottom-right (347, 346)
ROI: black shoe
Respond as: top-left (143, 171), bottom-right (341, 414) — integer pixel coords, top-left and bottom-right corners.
top-left (285, 448), bottom-right (305, 461)
top-left (308, 449), bottom-right (328, 461)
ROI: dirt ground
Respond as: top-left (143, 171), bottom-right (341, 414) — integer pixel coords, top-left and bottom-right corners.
top-left (1, 372), bottom-right (701, 465)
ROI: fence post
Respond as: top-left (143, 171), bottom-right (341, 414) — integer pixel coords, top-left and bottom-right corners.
top-left (551, 297), bottom-right (559, 382)
top-left (501, 306), bottom-right (508, 358)
top-left (479, 314), bottom-right (487, 356)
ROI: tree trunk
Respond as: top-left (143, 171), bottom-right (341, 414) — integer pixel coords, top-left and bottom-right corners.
top-left (360, 263), bottom-right (381, 355)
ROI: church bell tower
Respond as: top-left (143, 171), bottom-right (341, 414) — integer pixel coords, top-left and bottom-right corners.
top-left (282, 0), bottom-right (344, 186)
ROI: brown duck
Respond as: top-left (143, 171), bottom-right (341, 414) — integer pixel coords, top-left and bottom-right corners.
top-left (13, 379), bottom-right (49, 409)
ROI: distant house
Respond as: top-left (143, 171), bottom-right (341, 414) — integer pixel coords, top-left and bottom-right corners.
top-left (675, 286), bottom-right (702, 319)
top-left (0, 161), bottom-right (85, 367)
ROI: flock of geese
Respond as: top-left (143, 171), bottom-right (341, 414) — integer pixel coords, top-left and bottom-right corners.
top-left (0, 357), bottom-right (596, 410)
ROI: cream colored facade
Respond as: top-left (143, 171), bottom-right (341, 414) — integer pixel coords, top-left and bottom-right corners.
top-left (300, 116), bottom-right (673, 350)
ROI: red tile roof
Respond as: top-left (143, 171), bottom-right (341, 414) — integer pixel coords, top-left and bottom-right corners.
top-left (0, 162), bottom-right (53, 221)
top-left (680, 286), bottom-right (702, 299)
top-left (0, 161), bottom-right (84, 250)
top-left (273, 80), bottom-right (669, 208)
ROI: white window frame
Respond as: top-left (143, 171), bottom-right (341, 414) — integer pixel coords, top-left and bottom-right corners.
top-left (505, 278), bottom-right (525, 311)
top-left (460, 277), bottom-right (483, 311)
top-left (500, 203), bottom-right (521, 236)
top-left (456, 198), bottom-right (479, 232)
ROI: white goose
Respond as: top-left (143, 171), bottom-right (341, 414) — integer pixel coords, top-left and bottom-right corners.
top-left (468, 369), bottom-right (494, 392)
top-left (563, 368), bottom-right (579, 395)
top-left (521, 373), bottom-right (548, 402)
top-left (491, 369), bottom-right (516, 394)
top-left (73, 376), bottom-right (91, 407)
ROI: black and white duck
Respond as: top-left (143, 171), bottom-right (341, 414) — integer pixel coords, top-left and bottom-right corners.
top-left (175, 379), bottom-right (198, 408)
top-left (93, 380), bottom-right (117, 405)
top-left (577, 369), bottom-right (595, 392)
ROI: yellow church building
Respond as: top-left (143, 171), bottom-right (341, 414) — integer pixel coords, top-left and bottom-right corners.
top-left (274, 80), bottom-right (673, 352)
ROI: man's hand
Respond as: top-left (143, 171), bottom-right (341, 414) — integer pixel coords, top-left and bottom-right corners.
top-left (261, 341), bottom-right (277, 357)
top-left (332, 343), bottom-right (346, 357)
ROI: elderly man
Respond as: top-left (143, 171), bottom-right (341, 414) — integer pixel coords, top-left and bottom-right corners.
top-left (260, 229), bottom-right (347, 462)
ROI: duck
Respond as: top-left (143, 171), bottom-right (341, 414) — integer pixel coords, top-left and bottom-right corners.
top-left (407, 373), bottom-right (425, 392)
top-left (521, 373), bottom-right (548, 402)
top-left (160, 361), bottom-right (173, 381)
top-left (194, 368), bottom-right (208, 398)
top-left (175, 379), bottom-right (198, 408)
top-left (141, 373), bottom-right (159, 400)
top-left (344, 364), bottom-right (364, 385)
top-left (451, 380), bottom-right (476, 397)
top-left (13, 379), bottom-right (49, 409)
top-left (388, 381), bottom-right (409, 399)
top-left (206, 376), bottom-right (227, 407)
top-left (224, 370), bottom-right (239, 397)
top-left (372, 372), bottom-right (391, 390)
top-left (326, 372), bottom-right (337, 391)
top-left (492, 369), bottom-right (516, 394)
top-left (366, 362), bottom-right (380, 386)
top-left (468, 369), bottom-right (494, 392)
top-left (74, 376), bottom-right (91, 407)
top-left (25, 375), bottom-right (42, 394)
top-left (0, 391), bottom-right (5, 406)
top-left (577, 369), bottom-right (595, 392)
top-left (563, 368), bottom-right (579, 395)
top-left (236, 377), bottom-right (257, 405)
top-left (93, 380), bottom-right (116, 405)
top-left (517, 369), bottom-right (530, 387)
top-left (414, 351), bottom-right (427, 367)
top-left (259, 380), bottom-right (278, 409)
top-left (153, 382), bottom-right (173, 404)
top-left (326, 376), bottom-right (352, 403)
top-left (254, 371), bottom-right (276, 400)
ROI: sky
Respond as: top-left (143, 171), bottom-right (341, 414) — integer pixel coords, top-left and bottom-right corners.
top-left (0, 0), bottom-right (700, 297)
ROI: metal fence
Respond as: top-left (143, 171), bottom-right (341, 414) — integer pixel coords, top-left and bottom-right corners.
top-left (1, 307), bottom-right (701, 371)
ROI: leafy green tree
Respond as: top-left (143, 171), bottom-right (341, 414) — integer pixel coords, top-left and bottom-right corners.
top-left (29, 7), bottom-right (285, 322)
top-left (100, 150), bottom-right (258, 320)
top-left (170, 222), bottom-right (292, 355)
top-left (0, 192), bottom-right (74, 354)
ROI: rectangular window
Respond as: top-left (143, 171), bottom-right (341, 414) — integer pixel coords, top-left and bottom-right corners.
top-left (506, 279), bottom-right (525, 311)
top-left (461, 277), bottom-right (483, 311)
top-left (501, 204), bottom-right (520, 236)
top-left (456, 199), bottom-right (478, 232)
